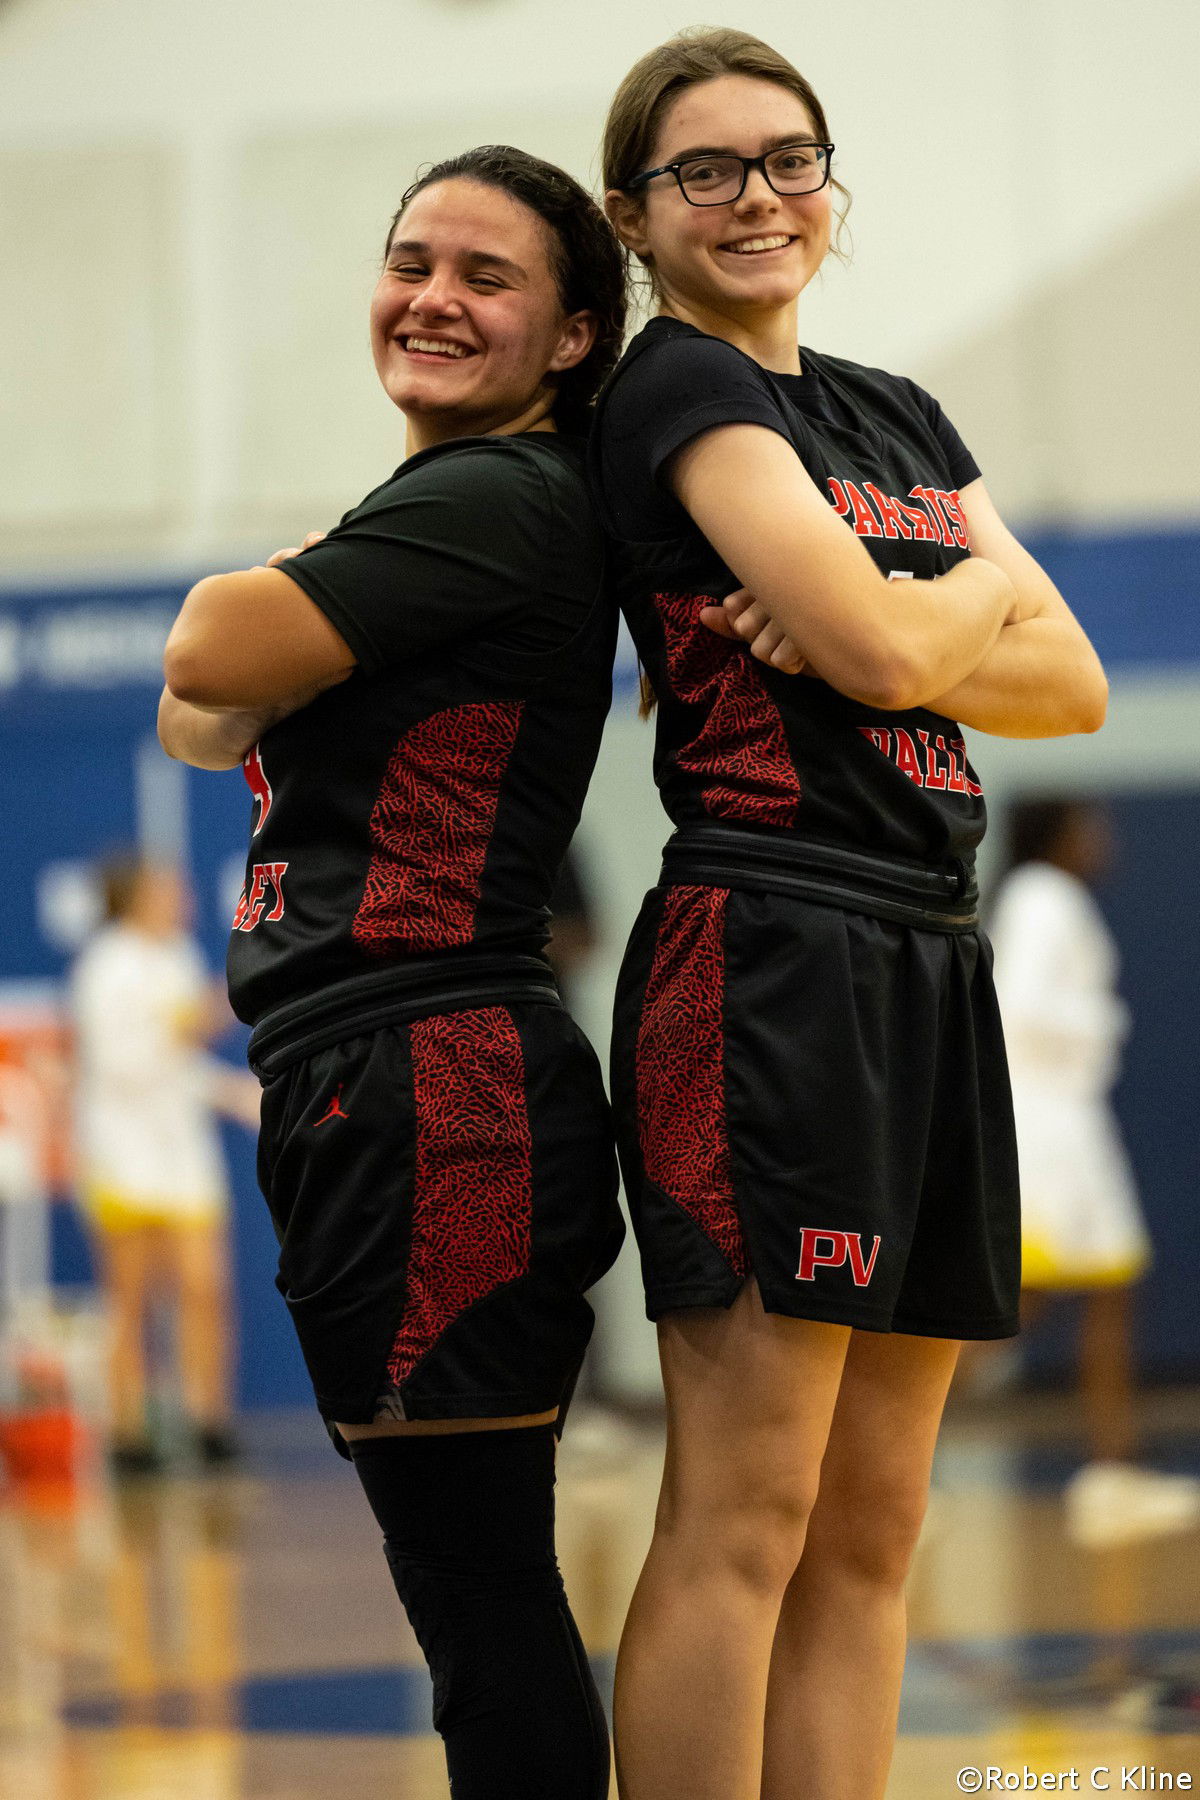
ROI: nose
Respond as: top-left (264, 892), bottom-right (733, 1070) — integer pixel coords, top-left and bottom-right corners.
top-left (733, 164), bottom-right (780, 214)
top-left (408, 277), bottom-right (464, 322)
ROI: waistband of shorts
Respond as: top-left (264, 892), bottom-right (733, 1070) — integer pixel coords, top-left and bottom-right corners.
top-left (247, 954), bottom-right (563, 1078)
top-left (659, 823), bottom-right (979, 933)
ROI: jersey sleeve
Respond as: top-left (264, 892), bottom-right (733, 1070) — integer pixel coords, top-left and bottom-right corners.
top-left (901, 379), bottom-right (981, 490)
top-left (601, 330), bottom-right (797, 532)
top-left (279, 442), bottom-right (554, 676)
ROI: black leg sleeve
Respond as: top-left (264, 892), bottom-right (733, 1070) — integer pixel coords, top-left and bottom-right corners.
top-left (349, 1424), bottom-right (609, 1800)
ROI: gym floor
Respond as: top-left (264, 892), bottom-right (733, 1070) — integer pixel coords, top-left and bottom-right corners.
top-left (1, 1391), bottom-right (1197, 1799)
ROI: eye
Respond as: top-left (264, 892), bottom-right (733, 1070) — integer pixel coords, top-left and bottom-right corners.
top-left (468, 275), bottom-right (505, 290)
top-left (387, 262), bottom-right (428, 280)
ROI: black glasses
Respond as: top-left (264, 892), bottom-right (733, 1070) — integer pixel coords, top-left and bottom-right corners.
top-left (625, 142), bottom-right (834, 207)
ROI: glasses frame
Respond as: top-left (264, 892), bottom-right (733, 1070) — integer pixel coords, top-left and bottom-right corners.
top-left (624, 142), bottom-right (835, 207)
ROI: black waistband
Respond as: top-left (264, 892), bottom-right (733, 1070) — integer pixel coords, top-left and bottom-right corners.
top-left (659, 823), bottom-right (978, 933)
top-left (248, 954), bottom-right (563, 1079)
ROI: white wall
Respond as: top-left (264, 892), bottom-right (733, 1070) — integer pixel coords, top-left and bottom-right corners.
top-left (2, 0), bottom-right (1199, 575)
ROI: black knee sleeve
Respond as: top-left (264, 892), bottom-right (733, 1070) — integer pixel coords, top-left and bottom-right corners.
top-left (349, 1425), bottom-right (609, 1800)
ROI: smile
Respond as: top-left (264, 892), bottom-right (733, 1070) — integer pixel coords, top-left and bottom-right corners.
top-left (401, 336), bottom-right (474, 359)
top-left (718, 235), bottom-right (795, 256)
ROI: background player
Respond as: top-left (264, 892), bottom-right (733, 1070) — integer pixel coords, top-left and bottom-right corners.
top-left (158, 147), bottom-right (627, 1799)
top-left (71, 854), bottom-right (256, 1471)
top-left (990, 796), bottom-right (1200, 1547)
top-left (593, 28), bottom-right (1108, 1800)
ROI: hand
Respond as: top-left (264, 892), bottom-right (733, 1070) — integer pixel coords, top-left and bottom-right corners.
top-left (698, 588), bottom-right (809, 674)
top-left (264, 529), bottom-right (327, 568)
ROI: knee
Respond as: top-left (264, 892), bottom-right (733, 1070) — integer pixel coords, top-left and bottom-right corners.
top-left (661, 1469), bottom-right (821, 1597)
top-left (809, 1474), bottom-right (929, 1589)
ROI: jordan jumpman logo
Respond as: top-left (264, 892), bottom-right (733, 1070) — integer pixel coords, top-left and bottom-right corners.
top-left (313, 1084), bottom-right (350, 1127)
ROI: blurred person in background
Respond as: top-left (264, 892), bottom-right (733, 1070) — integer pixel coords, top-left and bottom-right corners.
top-left (70, 854), bottom-right (258, 1473)
top-left (990, 797), bottom-right (1200, 1548)
top-left (157, 147), bottom-right (627, 1800)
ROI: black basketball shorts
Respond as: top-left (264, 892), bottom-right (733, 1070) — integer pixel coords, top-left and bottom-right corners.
top-left (255, 998), bottom-right (625, 1436)
top-left (611, 883), bottom-right (1021, 1339)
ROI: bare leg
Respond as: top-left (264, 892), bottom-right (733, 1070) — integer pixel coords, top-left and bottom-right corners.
top-left (1079, 1285), bottom-right (1136, 1464)
top-left (760, 1330), bottom-right (962, 1800)
top-left (614, 1283), bottom-right (850, 1800)
top-left (172, 1221), bottom-right (234, 1427)
top-left (97, 1227), bottom-right (157, 1441)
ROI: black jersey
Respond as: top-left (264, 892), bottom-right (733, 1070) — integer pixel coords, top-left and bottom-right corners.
top-left (590, 317), bottom-right (987, 867)
top-left (226, 432), bottom-right (616, 1026)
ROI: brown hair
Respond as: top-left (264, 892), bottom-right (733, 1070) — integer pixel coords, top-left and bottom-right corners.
top-left (603, 25), bottom-right (851, 286)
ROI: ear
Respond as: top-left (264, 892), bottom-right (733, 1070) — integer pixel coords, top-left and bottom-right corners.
top-left (605, 188), bottom-right (652, 261)
top-left (548, 309), bottom-right (599, 375)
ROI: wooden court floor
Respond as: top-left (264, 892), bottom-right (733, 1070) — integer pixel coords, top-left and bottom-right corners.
top-left (1, 1393), bottom-right (1197, 1799)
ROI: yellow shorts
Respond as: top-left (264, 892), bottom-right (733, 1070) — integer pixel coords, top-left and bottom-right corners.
top-left (82, 1185), bottom-right (225, 1235)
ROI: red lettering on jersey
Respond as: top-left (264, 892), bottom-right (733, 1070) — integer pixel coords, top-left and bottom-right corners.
top-left (893, 729), bottom-right (924, 786)
top-left (263, 862), bottom-right (288, 921)
top-left (917, 730), bottom-right (949, 791)
top-left (947, 735), bottom-right (983, 797)
top-left (233, 861), bottom-right (288, 932)
top-left (858, 725), bottom-right (893, 756)
top-left (939, 734), bottom-right (967, 794)
top-left (243, 745), bottom-right (273, 836)
top-left (940, 489), bottom-right (971, 549)
top-left (827, 477), bottom-right (851, 519)
top-left (863, 483), bottom-right (912, 540)
top-left (889, 496), bottom-right (935, 541)
top-left (909, 486), bottom-right (956, 547)
top-left (844, 481), bottom-right (884, 537)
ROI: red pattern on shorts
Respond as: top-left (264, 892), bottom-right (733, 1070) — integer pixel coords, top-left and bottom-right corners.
top-left (353, 702), bottom-right (523, 954)
top-left (654, 592), bottom-right (801, 828)
top-left (635, 886), bottom-right (746, 1275)
top-left (388, 1007), bottom-right (532, 1386)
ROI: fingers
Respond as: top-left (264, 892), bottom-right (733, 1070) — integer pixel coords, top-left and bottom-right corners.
top-left (699, 605), bottom-right (739, 639)
top-left (264, 530), bottom-right (327, 569)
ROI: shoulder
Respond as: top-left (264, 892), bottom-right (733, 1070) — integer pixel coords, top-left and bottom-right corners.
top-left (607, 318), bottom-right (775, 410)
top-left (354, 435), bottom-right (565, 515)
top-left (807, 348), bottom-right (944, 420)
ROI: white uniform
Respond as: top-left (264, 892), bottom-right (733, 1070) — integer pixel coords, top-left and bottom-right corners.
top-left (989, 861), bottom-right (1150, 1288)
top-left (71, 924), bottom-right (229, 1226)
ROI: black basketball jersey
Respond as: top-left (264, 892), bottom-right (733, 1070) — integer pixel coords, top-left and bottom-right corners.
top-left (226, 432), bottom-right (616, 1026)
top-left (590, 317), bottom-right (987, 867)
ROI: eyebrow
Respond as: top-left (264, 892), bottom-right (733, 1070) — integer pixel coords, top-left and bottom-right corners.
top-left (666, 132), bottom-right (821, 162)
top-left (385, 238), bottom-right (528, 279)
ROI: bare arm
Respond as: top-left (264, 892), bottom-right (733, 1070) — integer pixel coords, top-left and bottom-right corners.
top-left (670, 423), bottom-right (1016, 711)
top-left (157, 689), bottom-right (301, 770)
top-left (163, 562), bottom-right (356, 711)
top-left (918, 480), bottom-right (1108, 736)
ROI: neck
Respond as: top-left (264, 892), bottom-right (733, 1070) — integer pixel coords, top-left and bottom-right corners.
top-left (405, 391), bottom-right (557, 457)
top-left (658, 293), bottom-right (801, 376)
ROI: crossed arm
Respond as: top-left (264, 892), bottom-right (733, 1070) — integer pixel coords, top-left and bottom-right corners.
top-left (158, 534), bottom-right (348, 770)
top-left (681, 424), bottom-right (1107, 738)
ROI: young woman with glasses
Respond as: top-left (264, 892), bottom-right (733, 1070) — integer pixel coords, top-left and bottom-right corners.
top-left (592, 28), bottom-right (1108, 1800)
top-left (159, 146), bottom-right (627, 1800)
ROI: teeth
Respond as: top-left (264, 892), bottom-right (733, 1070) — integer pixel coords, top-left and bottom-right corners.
top-left (405, 336), bottom-right (468, 357)
top-left (726, 235), bottom-right (791, 254)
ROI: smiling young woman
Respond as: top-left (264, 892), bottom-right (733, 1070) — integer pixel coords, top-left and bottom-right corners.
top-left (158, 146), bottom-right (627, 1800)
top-left (589, 27), bottom-right (1108, 1800)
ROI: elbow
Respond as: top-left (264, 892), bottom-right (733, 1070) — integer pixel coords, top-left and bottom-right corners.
top-left (163, 639), bottom-right (217, 707)
top-left (1076, 669), bottom-right (1109, 734)
top-left (849, 648), bottom-right (924, 712)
